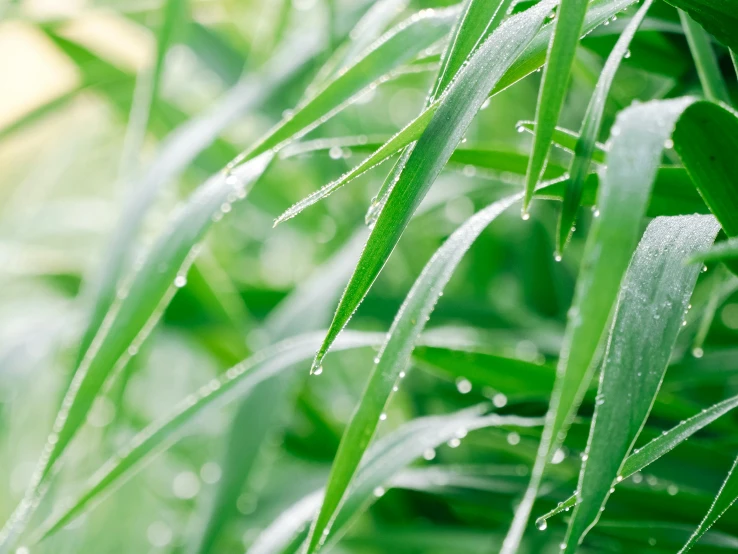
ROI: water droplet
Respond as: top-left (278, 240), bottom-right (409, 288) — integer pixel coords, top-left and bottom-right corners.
top-left (521, 210), bottom-right (530, 220)
top-left (379, 413), bottom-right (387, 421)
top-left (456, 377), bottom-right (472, 394)
top-left (581, 453), bottom-right (589, 461)
top-left (664, 139), bottom-right (674, 149)
top-left (174, 275), bottom-right (187, 288)
top-left (313, 366), bottom-right (324, 376)
top-left (493, 393), bottom-right (508, 408)
top-left (423, 448), bottom-right (436, 460)
top-left (692, 347), bottom-right (704, 358)
top-left (537, 520), bottom-right (548, 531)
top-left (373, 486), bottom-right (385, 497)
top-left (507, 432), bottom-right (521, 445)
top-left (554, 254), bottom-right (563, 262)
top-left (329, 146), bottom-right (343, 160)
top-left (624, 49), bottom-right (631, 58)
top-left (399, 371), bottom-right (406, 379)
top-left (667, 484), bottom-right (679, 496)
top-left (447, 438), bottom-right (461, 448)
top-left (551, 448), bottom-right (566, 465)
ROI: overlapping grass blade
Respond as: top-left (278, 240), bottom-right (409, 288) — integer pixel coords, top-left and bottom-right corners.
top-left (276, 0), bottom-right (641, 225)
top-left (679, 456), bottom-right (738, 552)
top-left (556, 0), bottom-right (653, 254)
top-left (535, 390), bottom-right (738, 528)
top-left (32, 331), bottom-right (385, 541)
top-left (663, 0), bottom-right (738, 50)
top-left (678, 10), bottom-right (731, 105)
top-left (521, 0), bottom-right (589, 212)
top-left (249, 408), bottom-right (543, 554)
top-left (561, 215), bottom-right (720, 553)
top-left (308, 0), bottom-right (557, 377)
top-left (304, 193), bottom-right (523, 553)
top-left (0, 154), bottom-right (272, 552)
top-left (230, 6), bottom-right (459, 166)
top-left (501, 96), bottom-right (703, 554)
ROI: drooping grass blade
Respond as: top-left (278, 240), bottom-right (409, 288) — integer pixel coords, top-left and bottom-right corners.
top-left (562, 215), bottom-right (720, 553)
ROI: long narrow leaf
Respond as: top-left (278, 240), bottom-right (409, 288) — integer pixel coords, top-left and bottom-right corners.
top-left (562, 215), bottom-right (720, 553)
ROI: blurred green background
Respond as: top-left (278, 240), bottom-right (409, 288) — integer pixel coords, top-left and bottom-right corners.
top-left (1, 0), bottom-right (738, 552)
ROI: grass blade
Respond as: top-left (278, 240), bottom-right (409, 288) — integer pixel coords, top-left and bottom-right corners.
top-left (536, 391), bottom-right (738, 528)
top-left (303, 193), bottom-right (522, 553)
top-left (0, 154), bottom-right (272, 552)
top-left (276, 0), bottom-right (640, 226)
top-left (689, 237), bottom-right (738, 264)
top-left (521, 0), bottom-right (589, 213)
top-left (679, 457), bottom-right (738, 552)
top-left (556, 0), bottom-right (653, 254)
top-left (309, 0), bottom-right (556, 376)
top-left (249, 408), bottom-right (543, 554)
top-left (663, 0), bottom-right (738, 51)
top-left (230, 7), bottom-right (459, 166)
top-left (501, 96), bottom-right (698, 554)
top-left (32, 332), bottom-right (385, 541)
top-left (678, 10), bottom-right (731, 105)
top-left (561, 215), bottom-right (720, 553)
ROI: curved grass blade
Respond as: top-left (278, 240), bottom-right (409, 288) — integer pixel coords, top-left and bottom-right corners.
top-left (663, 0), bottom-right (738, 51)
top-left (32, 331), bottom-right (385, 541)
top-left (249, 409), bottom-right (543, 554)
top-left (309, 0), bottom-right (557, 377)
top-left (276, 0), bottom-right (640, 226)
top-left (535, 390), bottom-right (738, 528)
top-left (556, 0), bottom-right (653, 254)
top-left (521, 0), bottom-right (589, 213)
top-left (0, 154), bottom-right (272, 552)
top-left (517, 121), bottom-right (608, 164)
top-left (501, 96), bottom-right (699, 554)
top-left (230, 7), bottom-right (459, 166)
top-left (678, 9), bottom-right (731, 105)
top-left (679, 456), bottom-right (738, 552)
top-left (561, 215), bottom-right (720, 553)
top-left (303, 193), bottom-right (522, 553)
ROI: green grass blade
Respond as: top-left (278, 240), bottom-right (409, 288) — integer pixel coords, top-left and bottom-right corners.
top-left (689, 237), bottom-right (738, 264)
top-left (0, 154), bottom-right (271, 552)
top-left (231, 7), bottom-right (459, 166)
top-left (31, 331), bottom-right (385, 541)
top-left (309, 0), bottom-right (556, 376)
top-left (249, 408), bottom-right (543, 554)
top-left (430, 0), bottom-right (514, 102)
top-left (517, 121), bottom-right (608, 164)
top-left (521, 0), bottom-right (589, 213)
top-left (678, 10), bottom-right (731, 105)
top-left (536, 391), bottom-right (738, 528)
top-left (562, 215), bottom-right (720, 553)
top-left (556, 0), bottom-right (653, 254)
top-left (679, 457), bottom-right (738, 552)
top-left (276, 0), bottom-right (638, 226)
top-left (303, 193), bottom-right (522, 553)
top-left (501, 96), bottom-right (699, 554)
top-left (663, 0), bottom-right (738, 51)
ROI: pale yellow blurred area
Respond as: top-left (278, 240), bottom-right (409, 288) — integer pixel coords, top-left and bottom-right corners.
top-left (0, 3), bottom-right (153, 129)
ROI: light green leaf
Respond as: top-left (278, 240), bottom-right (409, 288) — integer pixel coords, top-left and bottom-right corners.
top-left (535, 390), bottom-right (738, 528)
top-left (309, 0), bottom-right (557, 376)
top-left (304, 192), bottom-right (523, 553)
top-left (522, 0), bottom-right (589, 212)
top-left (557, 0), bottom-right (653, 254)
top-left (562, 215), bottom-right (720, 553)
top-left (0, 154), bottom-right (272, 552)
top-left (32, 331), bottom-right (385, 541)
top-left (689, 237), bottom-right (738, 264)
